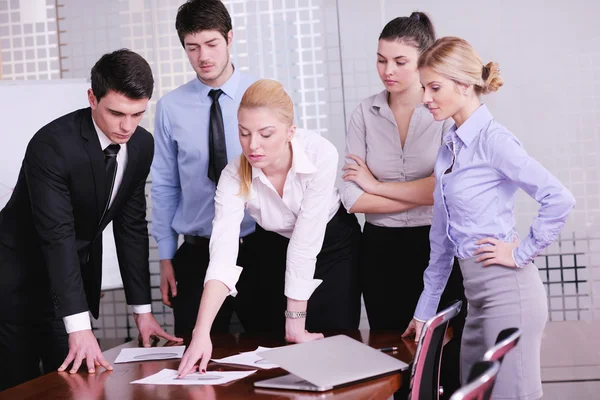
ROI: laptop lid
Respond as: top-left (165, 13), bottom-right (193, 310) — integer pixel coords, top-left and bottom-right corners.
top-left (256, 335), bottom-right (408, 389)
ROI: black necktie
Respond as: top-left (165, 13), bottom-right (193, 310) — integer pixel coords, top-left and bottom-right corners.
top-left (104, 144), bottom-right (121, 211)
top-left (207, 89), bottom-right (228, 183)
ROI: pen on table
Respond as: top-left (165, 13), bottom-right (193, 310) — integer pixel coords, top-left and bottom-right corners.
top-left (377, 347), bottom-right (398, 352)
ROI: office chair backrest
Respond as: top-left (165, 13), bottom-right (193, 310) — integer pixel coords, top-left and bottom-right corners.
top-left (483, 327), bottom-right (521, 363)
top-left (449, 360), bottom-right (500, 400)
top-left (408, 300), bottom-right (462, 400)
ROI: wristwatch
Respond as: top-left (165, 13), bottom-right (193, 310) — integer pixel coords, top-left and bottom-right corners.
top-left (284, 310), bottom-right (307, 319)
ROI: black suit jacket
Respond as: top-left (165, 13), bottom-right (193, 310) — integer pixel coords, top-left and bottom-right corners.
top-left (0, 107), bottom-right (153, 321)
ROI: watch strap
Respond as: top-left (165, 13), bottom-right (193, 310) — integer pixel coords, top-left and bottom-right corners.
top-left (284, 310), bottom-right (307, 319)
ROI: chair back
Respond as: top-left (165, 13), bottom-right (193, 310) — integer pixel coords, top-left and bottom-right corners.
top-left (483, 327), bottom-right (521, 363)
top-left (408, 300), bottom-right (462, 400)
top-left (449, 360), bottom-right (500, 400)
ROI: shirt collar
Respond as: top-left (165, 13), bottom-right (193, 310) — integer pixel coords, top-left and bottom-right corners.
top-left (251, 130), bottom-right (317, 181)
top-left (289, 132), bottom-right (317, 174)
top-left (371, 89), bottom-right (389, 113)
top-left (91, 116), bottom-right (121, 152)
top-left (195, 64), bottom-right (241, 102)
top-left (370, 89), bottom-right (428, 120)
top-left (370, 90), bottom-right (396, 126)
top-left (450, 104), bottom-right (493, 147)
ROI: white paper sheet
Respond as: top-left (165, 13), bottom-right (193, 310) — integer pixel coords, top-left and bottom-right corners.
top-left (240, 346), bottom-right (275, 354)
top-left (114, 346), bottom-right (186, 363)
top-left (211, 346), bottom-right (280, 369)
top-left (131, 368), bottom-right (257, 385)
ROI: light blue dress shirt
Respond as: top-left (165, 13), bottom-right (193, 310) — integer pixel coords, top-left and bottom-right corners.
top-left (414, 105), bottom-right (576, 320)
top-left (151, 68), bottom-right (257, 260)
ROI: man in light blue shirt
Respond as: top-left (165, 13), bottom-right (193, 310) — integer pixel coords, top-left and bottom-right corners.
top-left (151, 0), bottom-right (256, 337)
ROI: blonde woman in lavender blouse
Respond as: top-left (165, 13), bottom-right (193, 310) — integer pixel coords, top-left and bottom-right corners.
top-left (402, 37), bottom-right (576, 400)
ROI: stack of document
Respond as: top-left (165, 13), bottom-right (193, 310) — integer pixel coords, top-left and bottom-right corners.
top-left (121, 345), bottom-right (279, 385)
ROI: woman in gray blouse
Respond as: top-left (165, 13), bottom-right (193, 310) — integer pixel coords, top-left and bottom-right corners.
top-left (341, 12), bottom-right (466, 394)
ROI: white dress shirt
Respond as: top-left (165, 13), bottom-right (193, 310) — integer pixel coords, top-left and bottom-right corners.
top-left (205, 129), bottom-right (341, 301)
top-left (63, 118), bottom-right (151, 334)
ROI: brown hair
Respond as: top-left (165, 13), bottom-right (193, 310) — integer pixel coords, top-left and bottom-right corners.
top-left (238, 79), bottom-right (294, 197)
top-left (379, 11), bottom-right (436, 54)
top-left (175, 0), bottom-right (232, 46)
top-left (418, 36), bottom-right (503, 95)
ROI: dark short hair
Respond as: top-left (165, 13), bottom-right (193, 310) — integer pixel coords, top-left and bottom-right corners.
top-left (90, 49), bottom-right (154, 102)
top-left (379, 11), bottom-right (436, 54)
top-left (175, 0), bottom-right (232, 47)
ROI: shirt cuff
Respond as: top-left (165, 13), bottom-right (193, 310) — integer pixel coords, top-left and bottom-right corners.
top-left (131, 304), bottom-right (152, 314)
top-left (413, 316), bottom-right (426, 323)
top-left (284, 277), bottom-right (323, 301)
top-left (414, 291), bottom-right (441, 322)
top-left (340, 182), bottom-right (365, 212)
top-left (63, 311), bottom-right (92, 334)
top-left (157, 235), bottom-right (179, 260)
top-left (511, 248), bottom-right (524, 268)
top-left (204, 264), bottom-right (244, 297)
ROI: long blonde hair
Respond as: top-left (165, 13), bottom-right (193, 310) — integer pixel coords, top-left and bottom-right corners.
top-left (238, 79), bottom-right (294, 197)
top-left (418, 36), bottom-right (503, 95)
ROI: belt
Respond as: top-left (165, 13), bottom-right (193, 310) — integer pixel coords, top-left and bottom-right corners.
top-left (184, 235), bottom-right (247, 245)
top-left (183, 235), bottom-right (210, 246)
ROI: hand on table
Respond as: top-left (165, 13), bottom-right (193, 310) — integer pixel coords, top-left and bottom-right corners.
top-left (134, 312), bottom-right (183, 348)
top-left (285, 318), bottom-right (324, 343)
top-left (58, 330), bottom-right (112, 374)
top-left (401, 318), bottom-right (425, 343)
top-left (178, 333), bottom-right (212, 378)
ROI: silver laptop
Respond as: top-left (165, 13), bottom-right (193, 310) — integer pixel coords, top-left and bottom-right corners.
top-left (253, 334), bottom-right (408, 392)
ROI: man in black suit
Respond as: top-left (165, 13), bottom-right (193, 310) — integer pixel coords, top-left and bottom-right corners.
top-left (0, 49), bottom-right (181, 391)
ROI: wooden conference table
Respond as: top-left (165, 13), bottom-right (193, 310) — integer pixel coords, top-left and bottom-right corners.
top-left (0, 330), bottom-right (416, 400)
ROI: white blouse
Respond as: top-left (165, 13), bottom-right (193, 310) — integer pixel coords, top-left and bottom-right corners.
top-left (204, 129), bottom-right (341, 301)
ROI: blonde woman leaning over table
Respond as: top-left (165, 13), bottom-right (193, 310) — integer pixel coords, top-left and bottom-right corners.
top-left (178, 79), bottom-right (361, 377)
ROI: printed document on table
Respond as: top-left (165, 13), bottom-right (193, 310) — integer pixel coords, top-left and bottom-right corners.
top-left (114, 346), bottom-right (186, 363)
top-left (131, 368), bottom-right (257, 385)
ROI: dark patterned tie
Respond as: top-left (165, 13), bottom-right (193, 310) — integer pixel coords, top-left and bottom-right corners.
top-left (104, 143), bottom-right (121, 210)
top-left (207, 88), bottom-right (228, 183)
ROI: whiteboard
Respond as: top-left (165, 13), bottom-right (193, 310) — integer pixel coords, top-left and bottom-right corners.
top-left (0, 79), bottom-right (123, 291)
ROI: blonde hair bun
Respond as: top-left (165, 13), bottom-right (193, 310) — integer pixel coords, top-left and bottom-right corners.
top-left (481, 61), bottom-right (503, 94)
top-left (418, 36), bottom-right (504, 95)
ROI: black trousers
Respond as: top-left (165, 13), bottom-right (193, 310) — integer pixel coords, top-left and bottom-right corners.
top-left (360, 223), bottom-right (466, 400)
top-left (237, 206), bottom-right (362, 334)
top-left (360, 223), bottom-right (465, 329)
top-left (0, 317), bottom-right (68, 391)
top-left (171, 231), bottom-right (261, 337)
top-left (0, 241), bottom-right (69, 391)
